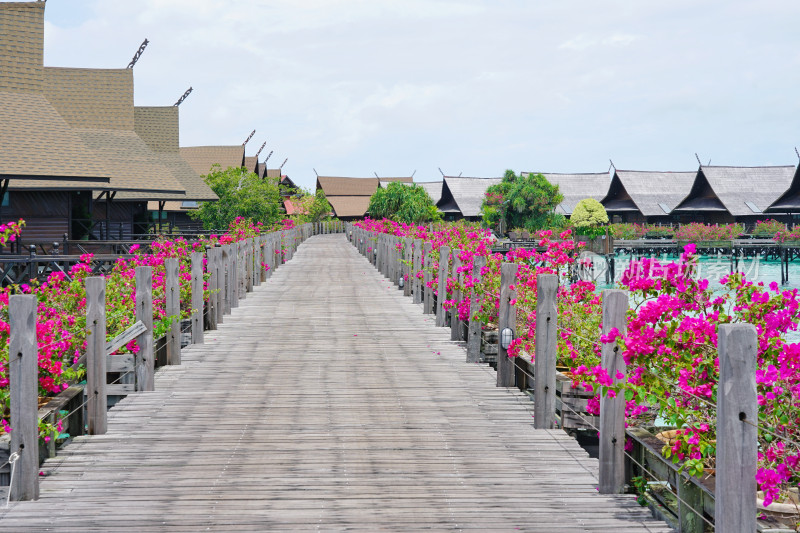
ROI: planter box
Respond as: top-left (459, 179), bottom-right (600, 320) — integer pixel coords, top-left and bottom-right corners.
top-left (0, 385), bottom-right (86, 488)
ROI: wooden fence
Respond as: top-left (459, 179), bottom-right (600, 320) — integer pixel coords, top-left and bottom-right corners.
top-left (347, 223), bottom-right (759, 533)
top-left (0, 221), bottom-right (344, 502)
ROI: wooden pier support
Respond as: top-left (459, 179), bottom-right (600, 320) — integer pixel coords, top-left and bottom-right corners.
top-left (497, 262), bottom-right (517, 387)
top-left (534, 274), bottom-right (558, 429)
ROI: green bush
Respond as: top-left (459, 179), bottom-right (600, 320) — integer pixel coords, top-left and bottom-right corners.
top-left (367, 182), bottom-right (442, 224)
top-left (480, 170), bottom-right (563, 232)
top-left (571, 198), bottom-right (608, 228)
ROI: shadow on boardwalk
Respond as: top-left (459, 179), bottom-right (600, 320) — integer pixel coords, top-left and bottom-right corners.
top-left (0, 235), bottom-right (671, 531)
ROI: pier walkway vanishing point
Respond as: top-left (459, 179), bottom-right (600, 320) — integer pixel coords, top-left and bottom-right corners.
top-left (0, 235), bottom-right (670, 531)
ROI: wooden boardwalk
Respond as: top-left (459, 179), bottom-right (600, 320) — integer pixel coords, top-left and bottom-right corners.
top-left (0, 235), bottom-right (671, 532)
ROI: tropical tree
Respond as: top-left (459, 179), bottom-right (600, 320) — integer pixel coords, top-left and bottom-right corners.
top-left (481, 170), bottom-right (564, 232)
top-left (571, 198), bottom-right (608, 228)
top-left (291, 189), bottom-right (333, 224)
top-left (191, 165), bottom-right (284, 229)
top-left (367, 182), bottom-right (442, 223)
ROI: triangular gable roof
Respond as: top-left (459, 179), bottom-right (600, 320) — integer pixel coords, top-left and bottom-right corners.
top-left (602, 170), bottom-right (696, 216)
top-left (327, 196), bottom-right (372, 218)
top-left (417, 181), bottom-right (443, 205)
top-left (438, 176), bottom-right (502, 218)
top-left (244, 156), bottom-right (258, 173)
top-left (43, 67), bottom-right (186, 198)
top-left (280, 175), bottom-right (298, 189)
top-left (180, 145), bottom-right (246, 175)
top-left (316, 176), bottom-right (379, 197)
top-left (766, 165), bottom-right (800, 213)
top-left (133, 106), bottom-right (218, 202)
top-left (266, 168), bottom-right (282, 179)
top-left (256, 162), bottom-right (266, 179)
top-left (0, 3), bottom-right (110, 187)
top-left (528, 172), bottom-right (609, 216)
top-left (674, 165), bottom-right (795, 216)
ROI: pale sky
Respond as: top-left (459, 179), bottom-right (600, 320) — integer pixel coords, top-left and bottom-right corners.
top-left (39, 0), bottom-right (800, 191)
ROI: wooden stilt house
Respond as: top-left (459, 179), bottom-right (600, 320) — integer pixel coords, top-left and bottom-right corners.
top-left (601, 170), bottom-right (696, 224)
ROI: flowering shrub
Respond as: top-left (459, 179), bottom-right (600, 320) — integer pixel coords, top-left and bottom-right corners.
top-left (0, 217), bottom-right (280, 441)
top-left (358, 218), bottom-right (800, 511)
top-left (611, 223), bottom-right (648, 240)
top-left (674, 222), bottom-right (744, 242)
top-left (753, 219), bottom-right (788, 237)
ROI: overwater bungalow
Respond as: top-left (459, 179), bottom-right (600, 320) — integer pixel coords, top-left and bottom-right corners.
top-left (601, 170), bottom-right (696, 224)
top-left (436, 176), bottom-right (502, 221)
top-left (672, 165), bottom-right (795, 224)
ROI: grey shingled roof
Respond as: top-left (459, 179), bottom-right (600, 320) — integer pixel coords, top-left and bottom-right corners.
top-left (181, 145), bottom-right (246, 175)
top-left (603, 170), bottom-right (696, 216)
top-left (529, 173), bottom-right (609, 215)
top-left (766, 165), bottom-right (800, 212)
top-left (43, 67), bottom-right (186, 197)
top-left (440, 176), bottom-right (502, 218)
top-left (0, 3), bottom-right (110, 187)
top-left (675, 165), bottom-right (795, 216)
top-left (317, 176), bottom-right (379, 197)
top-left (133, 106), bottom-right (218, 202)
top-left (417, 181), bottom-right (443, 205)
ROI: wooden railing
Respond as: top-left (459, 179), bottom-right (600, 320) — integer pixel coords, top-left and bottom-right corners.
top-left (0, 222), bottom-right (358, 501)
top-left (347, 222), bottom-right (761, 533)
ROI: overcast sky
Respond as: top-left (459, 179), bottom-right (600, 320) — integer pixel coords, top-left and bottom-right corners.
top-left (40, 0), bottom-right (800, 191)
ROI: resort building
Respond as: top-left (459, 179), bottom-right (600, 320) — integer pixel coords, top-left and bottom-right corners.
top-left (436, 176), bottom-right (502, 221)
top-left (316, 176), bottom-right (412, 220)
top-left (672, 165), bottom-right (795, 224)
top-left (601, 170), bottom-right (696, 224)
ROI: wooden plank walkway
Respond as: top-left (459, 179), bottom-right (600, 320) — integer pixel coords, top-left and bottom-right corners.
top-left (0, 235), bottom-right (671, 532)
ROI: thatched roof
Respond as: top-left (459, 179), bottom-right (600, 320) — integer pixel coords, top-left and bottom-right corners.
top-left (317, 176), bottom-right (379, 197)
top-left (0, 3), bottom-right (110, 187)
top-left (417, 181), bottom-right (443, 205)
top-left (256, 162), bottom-right (266, 179)
top-left (266, 168), bottom-right (282, 179)
top-left (438, 176), bottom-right (502, 218)
top-left (674, 165), bottom-right (795, 216)
top-left (527, 172), bottom-right (609, 215)
top-left (327, 196), bottom-right (372, 218)
top-left (43, 67), bottom-right (186, 198)
top-left (378, 177), bottom-right (414, 188)
top-left (133, 106), bottom-right (218, 202)
top-left (602, 170), bottom-right (696, 216)
top-left (180, 146), bottom-right (246, 176)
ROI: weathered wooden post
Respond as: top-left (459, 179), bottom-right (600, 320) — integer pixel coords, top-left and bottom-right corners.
top-left (244, 239), bottom-right (256, 292)
top-left (413, 239), bottom-right (423, 304)
top-left (716, 323), bottom-right (757, 533)
top-left (85, 277), bottom-right (107, 435)
top-left (238, 241), bottom-right (247, 299)
top-left (436, 247), bottom-right (451, 327)
top-left (214, 246), bottom-right (224, 325)
top-left (135, 266), bottom-right (154, 392)
top-left (191, 251), bottom-right (204, 345)
top-left (206, 248), bottom-right (218, 331)
top-left (9, 294), bottom-right (38, 501)
top-left (230, 243), bottom-right (239, 309)
top-left (222, 245), bottom-right (232, 315)
top-left (423, 242), bottom-right (434, 314)
top-left (403, 238), bottom-right (412, 296)
top-left (260, 236), bottom-right (268, 283)
top-left (450, 250), bottom-right (463, 341)
top-left (165, 258), bottom-right (181, 365)
top-left (497, 263), bottom-right (517, 387)
top-left (599, 289), bottom-right (628, 493)
top-left (534, 274), bottom-right (558, 429)
top-left (466, 256), bottom-right (487, 363)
